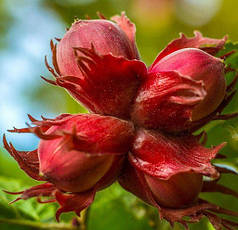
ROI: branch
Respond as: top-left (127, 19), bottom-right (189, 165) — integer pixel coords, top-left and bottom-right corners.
top-left (0, 218), bottom-right (78, 230)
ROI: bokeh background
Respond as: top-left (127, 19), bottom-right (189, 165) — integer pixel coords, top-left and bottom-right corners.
top-left (0, 0), bottom-right (238, 229)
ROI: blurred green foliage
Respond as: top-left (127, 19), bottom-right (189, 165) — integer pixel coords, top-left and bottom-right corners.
top-left (1, 0), bottom-right (238, 230)
top-left (0, 0), bottom-right (13, 49)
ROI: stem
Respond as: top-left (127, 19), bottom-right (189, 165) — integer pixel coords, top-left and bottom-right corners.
top-left (77, 207), bottom-right (90, 230)
top-left (84, 207), bottom-right (90, 229)
top-left (0, 218), bottom-right (78, 230)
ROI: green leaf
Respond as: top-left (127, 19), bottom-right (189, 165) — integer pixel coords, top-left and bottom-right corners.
top-left (220, 42), bottom-right (238, 69)
top-left (214, 158), bottom-right (238, 173)
top-left (88, 183), bottom-right (155, 230)
top-left (200, 173), bottom-right (238, 224)
top-left (0, 176), bottom-right (79, 230)
top-left (0, 176), bottom-right (57, 221)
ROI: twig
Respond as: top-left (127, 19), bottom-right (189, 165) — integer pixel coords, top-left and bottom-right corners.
top-left (0, 218), bottom-right (78, 230)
